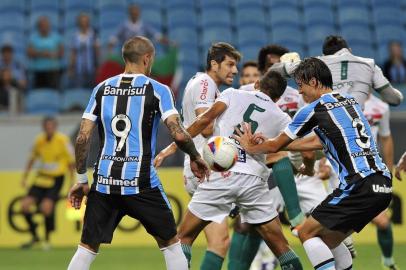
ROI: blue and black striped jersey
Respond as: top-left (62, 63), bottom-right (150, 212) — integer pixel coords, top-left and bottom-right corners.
top-left (83, 74), bottom-right (178, 195)
top-left (285, 92), bottom-right (391, 190)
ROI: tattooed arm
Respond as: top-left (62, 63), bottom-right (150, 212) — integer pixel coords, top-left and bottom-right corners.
top-left (75, 119), bottom-right (96, 174)
top-left (164, 114), bottom-right (200, 161)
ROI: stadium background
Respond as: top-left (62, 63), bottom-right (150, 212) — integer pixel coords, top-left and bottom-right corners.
top-left (0, 0), bottom-right (406, 269)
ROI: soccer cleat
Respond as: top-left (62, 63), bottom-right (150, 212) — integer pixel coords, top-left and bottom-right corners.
top-left (20, 237), bottom-right (40, 249)
top-left (383, 264), bottom-right (399, 270)
top-left (42, 241), bottom-right (52, 251)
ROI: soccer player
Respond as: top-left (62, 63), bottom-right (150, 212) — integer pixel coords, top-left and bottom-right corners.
top-left (20, 116), bottom-right (75, 249)
top-left (155, 42), bottom-right (241, 270)
top-left (239, 61), bottom-right (260, 86)
top-left (363, 94), bottom-right (398, 269)
top-left (229, 45), bottom-right (306, 270)
top-left (67, 36), bottom-right (209, 270)
top-left (159, 70), bottom-right (304, 269)
top-left (395, 152), bottom-right (406, 180)
top-left (234, 58), bottom-right (393, 270)
top-left (271, 35), bottom-right (404, 107)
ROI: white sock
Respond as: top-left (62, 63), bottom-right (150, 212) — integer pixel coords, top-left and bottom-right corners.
top-left (303, 238), bottom-right (336, 270)
top-left (160, 241), bottom-right (188, 270)
top-left (331, 243), bottom-right (352, 270)
top-left (67, 245), bottom-right (97, 270)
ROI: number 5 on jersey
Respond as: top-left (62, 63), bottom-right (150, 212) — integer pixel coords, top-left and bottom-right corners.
top-left (112, 114), bottom-right (132, 152)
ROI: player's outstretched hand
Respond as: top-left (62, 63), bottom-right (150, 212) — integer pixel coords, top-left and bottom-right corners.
top-left (154, 143), bottom-right (177, 168)
top-left (190, 157), bottom-right (210, 183)
top-left (252, 132), bottom-right (267, 144)
top-left (68, 183), bottom-right (90, 210)
top-left (297, 164), bottom-right (315, 177)
top-left (395, 152), bottom-right (406, 180)
top-left (233, 122), bottom-right (256, 154)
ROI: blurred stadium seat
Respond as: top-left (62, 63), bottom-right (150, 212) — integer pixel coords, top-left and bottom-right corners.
top-left (237, 26), bottom-right (269, 48)
top-left (167, 8), bottom-right (198, 29)
top-left (29, 0), bottom-right (60, 13)
top-left (25, 89), bottom-right (61, 114)
top-left (62, 89), bottom-right (92, 112)
top-left (269, 7), bottom-right (302, 28)
top-left (0, 11), bottom-right (26, 33)
top-left (235, 6), bottom-right (267, 28)
top-left (0, 0), bottom-right (26, 13)
top-left (337, 6), bottom-right (371, 28)
top-left (200, 7), bottom-right (232, 28)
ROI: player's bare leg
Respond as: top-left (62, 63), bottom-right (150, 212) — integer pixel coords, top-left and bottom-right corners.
top-left (372, 210), bottom-right (398, 269)
top-left (177, 209), bottom-right (211, 267)
top-left (202, 219), bottom-right (230, 269)
top-left (255, 217), bottom-right (303, 269)
top-left (21, 195), bottom-right (40, 248)
top-left (299, 216), bottom-right (353, 270)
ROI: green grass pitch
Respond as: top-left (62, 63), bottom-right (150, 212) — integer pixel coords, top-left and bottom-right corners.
top-left (1, 244), bottom-right (405, 269)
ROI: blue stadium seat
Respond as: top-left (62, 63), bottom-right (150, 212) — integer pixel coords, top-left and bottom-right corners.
top-left (349, 44), bottom-right (376, 60)
top-left (239, 44), bottom-right (261, 61)
top-left (201, 26), bottom-right (234, 49)
top-left (372, 7), bottom-right (403, 27)
top-left (97, 0), bottom-right (127, 10)
top-left (200, 7), bottom-right (232, 28)
top-left (237, 26), bottom-right (268, 48)
top-left (0, 11), bottom-right (26, 32)
top-left (235, 6), bottom-right (267, 28)
top-left (165, 0), bottom-right (196, 10)
top-left (0, 31), bottom-right (26, 51)
top-left (199, 0), bottom-right (232, 10)
top-left (99, 27), bottom-right (117, 45)
top-left (341, 25), bottom-right (374, 46)
top-left (98, 9), bottom-right (127, 32)
top-left (303, 7), bottom-right (335, 26)
top-left (302, 0), bottom-right (333, 9)
top-left (271, 26), bottom-right (304, 45)
top-left (371, 0), bottom-right (400, 8)
top-left (62, 89), bottom-right (92, 112)
top-left (178, 46), bottom-right (200, 66)
top-left (29, 12), bottom-right (60, 31)
top-left (307, 40), bottom-right (323, 56)
top-left (0, 0), bottom-right (26, 13)
top-left (129, 0), bottom-right (163, 10)
top-left (234, 0), bottom-right (263, 9)
top-left (25, 89), bottom-right (61, 114)
top-left (141, 8), bottom-right (163, 30)
top-left (306, 24), bottom-right (338, 51)
top-left (375, 25), bottom-right (406, 47)
top-left (29, 0), bottom-right (60, 13)
top-left (376, 44), bottom-right (390, 65)
top-left (336, 0), bottom-right (370, 8)
top-left (167, 8), bottom-right (198, 29)
top-left (337, 6), bottom-right (371, 27)
top-left (269, 7), bottom-right (301, 28)
top-left (168, 26), bottom-right (199, 47)
top-left (268, 0), bottom-right (299, 9)
top-left (63, 0), bottom-right (93, 12)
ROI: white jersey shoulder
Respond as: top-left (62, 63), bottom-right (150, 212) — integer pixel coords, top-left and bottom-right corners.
top-left (215, 88), bottom-right (291, 179)
top-left (182, 72), bottom-right (219, 169)
top-left (239, 83), bottom-right (255, 91)
top-left (318, 48), bottom-right (389, 106)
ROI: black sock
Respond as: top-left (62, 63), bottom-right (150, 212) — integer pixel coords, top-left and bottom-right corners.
top-left (23, 213), bottom-right (38, 240)
top-left (44, 213), bottom-right (55, 242)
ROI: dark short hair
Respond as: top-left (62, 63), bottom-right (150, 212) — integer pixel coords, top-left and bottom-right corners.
top-left (206, 42), bottom-right (241, 71)
top-left (259, 70), bottom-right (287, 100)
top-left (1, 45), bottom-right (13, 53)
top-left (42, 116), bottom-right (57, 126)
top-left (242, 60), bottom-right (258, 70)
top-left (322, 35), bottom-right (349, 55)
top-left (122, 36), bottom-right (155, 64)
top-left (293, 57), bottom-right (333, 89)
top-left (257, 44), bottom-right (289, 73)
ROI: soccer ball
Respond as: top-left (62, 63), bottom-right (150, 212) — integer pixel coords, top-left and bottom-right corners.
top-left (203, 136), bottom-right (238, 172)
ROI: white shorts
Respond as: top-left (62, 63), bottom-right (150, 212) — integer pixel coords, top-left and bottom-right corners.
top-left (188, 171), bottom-right (278, 224)
top-left (183, 166), bottom-right (199, 196)
top-left (271, 174), bottom-right (328, 214)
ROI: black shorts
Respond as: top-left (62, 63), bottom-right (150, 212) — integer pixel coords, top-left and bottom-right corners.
top-left (28, 175), bottom-right (64, 202)
top-left (312, 173), bottom-right (392, 233)
top-left (81, 186), bottom-right (177, 246)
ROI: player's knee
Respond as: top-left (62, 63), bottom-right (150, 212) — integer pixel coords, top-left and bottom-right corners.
top-left (233, 221), bottom-right (251, 234)
top-left (40, 200), bottom-right (54, 216)
top-left (298, 226), bottom-right (313, 243)
top-left (21, 197), bottom-right (34, 213)
top-left (373, 215), bottom-right (390, 229)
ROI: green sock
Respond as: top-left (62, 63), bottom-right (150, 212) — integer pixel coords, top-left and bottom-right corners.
top-left (239, 232), bottom-right (262, 270)
top-left (181, 243), bottom-right (192, 267)
top-left (272, 157), bottom-right (304, 226)
top-left (377, 223), bottom-right (394, 260)
top-left (200, 250), bottom-right (224, 270)
top-left (228, 231), bottom-right (246, 270)
top-left (278, 249), bottom-right (303, 270)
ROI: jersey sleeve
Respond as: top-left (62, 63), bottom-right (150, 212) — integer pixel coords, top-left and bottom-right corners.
top-left (192, 77), bottom-right (218, 110)
top-left (378, 108), bottom-right (391, 137)
top-left (82, 82), bottom-right (104, 122)
top-left (215, 88), bottom-right (234, 107)
top-left (29, 136), bottom-right (41, 160)
top-left (284, 104), bottom-right (317, 139)
top-left (155, 84), bottom-right (179, 121)
top-left (372, 64), bottom-right (390, 91)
